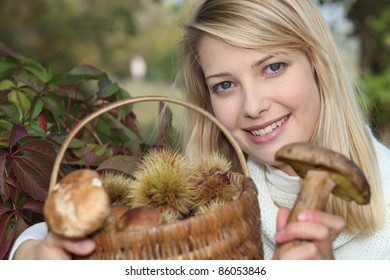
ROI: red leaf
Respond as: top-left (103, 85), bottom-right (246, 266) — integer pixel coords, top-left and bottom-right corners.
top-left (18, 140), bottom-right (56, 160)
top-left (6, 175), bottom-right (20, 204)
top-left (21, 198), bottom-right (44, 214)
top-left (14, 214), bottom-right (29, 239)
top-left (154, 102), bottom-right (173, 148)
top-left (0, 207), bottom-right (13, 217)
top-left (38, 113), bottom-right (47, 132)
top-left (12, 158), bottom-right (48, 202)
top-left (0, 212), bottom-right (16, 260)
top-left (0, 152), bottom-right (8, 202)
top-left (124, 112), bottom-right (143, 141)
top-left (9, 125), bottom-right (28, 149)
top-left (96, 155), bottom-right (138, 176)
top-left (0, 181), bottom-right (11, 204)
top-left (10, 140), bottom-right (56, 200)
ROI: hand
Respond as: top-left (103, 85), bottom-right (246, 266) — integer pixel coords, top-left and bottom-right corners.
top-left (12, 232), bottom-right (95, 260)
top-left (272, 207), bottom-right (345, 260)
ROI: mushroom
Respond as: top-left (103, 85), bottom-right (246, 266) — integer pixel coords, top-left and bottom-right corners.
top-left (274, 142), bottom-right (371, 254)
top-left (117, 206), bottom-right (164, 232)
top-left (44, 169), bottom-right (111, 238)
top-left (101, 205), bottom-right (129, 233)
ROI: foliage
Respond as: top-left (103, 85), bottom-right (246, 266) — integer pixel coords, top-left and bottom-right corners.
top-left (0, 0), bottom-right (191, 80)
top-left (362, 66), bottom-right (390, 132)
top-left (0, 43), bottom-right (178, 259)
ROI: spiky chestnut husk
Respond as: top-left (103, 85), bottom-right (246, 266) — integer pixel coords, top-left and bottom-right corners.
top-left (101, 171), bottom-right (134, 207)
top-left (195, 200), bottom-right (226, 215)
top-left (190, 152), bottom-right (240, 213)
top-left (192, 172), bottom-right (240, 214)
top-left (129, 148), bottom-right (195, 224)
top-left (190, 152), bottom-right (232, 184)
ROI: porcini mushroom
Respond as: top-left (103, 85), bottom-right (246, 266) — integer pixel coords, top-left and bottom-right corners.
top-left (274, 142), bottom-right (371, 254)
top-left (117, 206), bottom-right (164, 232)
top-left (44, 169), bottom-right (111, 238)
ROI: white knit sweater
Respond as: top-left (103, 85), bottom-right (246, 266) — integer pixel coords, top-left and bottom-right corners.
top-left (249, 137), bottom-right (390, 259)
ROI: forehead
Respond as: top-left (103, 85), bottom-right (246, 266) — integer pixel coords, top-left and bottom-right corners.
top-left (198, 35), bottom-right (303, 66)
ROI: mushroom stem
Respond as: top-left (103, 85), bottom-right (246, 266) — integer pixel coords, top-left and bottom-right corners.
top-left (279, 170), bottom-right (335, 255)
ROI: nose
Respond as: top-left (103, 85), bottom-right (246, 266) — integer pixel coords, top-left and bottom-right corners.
top-left (242, 85), bottom-right (270, 119)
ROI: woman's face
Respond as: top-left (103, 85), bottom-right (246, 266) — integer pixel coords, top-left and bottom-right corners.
top-left (199, 36), bottom-right (321, 175)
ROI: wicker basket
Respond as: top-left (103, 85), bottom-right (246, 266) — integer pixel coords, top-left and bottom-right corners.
top-left (48, 96), bottom-right (263, 260)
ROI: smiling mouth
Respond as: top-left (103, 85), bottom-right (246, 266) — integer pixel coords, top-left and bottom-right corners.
top-left (250, 115), bottom-right (289, 136)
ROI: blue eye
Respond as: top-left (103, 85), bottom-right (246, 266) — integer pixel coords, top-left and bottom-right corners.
top-left (219, 81), bottom-right (232, 90)
top-left (213, 81), bottom-right (234, 93)
top-left (270, 63), bottom-right (281, 71)
top-left (264, 63), bottom-right (285, 75)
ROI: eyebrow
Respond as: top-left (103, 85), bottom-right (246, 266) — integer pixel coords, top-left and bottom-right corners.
top-left (205, 55), bottom-right (275, 81)
top-left (252, 55), bottom-right (274, 68)
top-left (205, 71), bottom-right (231, 80)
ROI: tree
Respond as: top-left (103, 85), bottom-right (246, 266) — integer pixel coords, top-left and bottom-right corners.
top-left (320, 0), bottom-right (390, 143)
top-left (0, 0), bottom-right (141, 77)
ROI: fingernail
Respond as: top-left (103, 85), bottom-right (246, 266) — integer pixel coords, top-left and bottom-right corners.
top-left (275, 229), bottom-right (285, 240)
top-left (297, 212), bottom-right (308, 221)
top-left (76, 239), bottom-right (94, 250)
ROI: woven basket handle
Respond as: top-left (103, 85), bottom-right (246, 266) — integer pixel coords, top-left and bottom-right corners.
top-left (49, 96), bottom-right (249, 192)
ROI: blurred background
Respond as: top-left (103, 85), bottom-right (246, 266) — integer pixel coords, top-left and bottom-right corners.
top-left (0, 0), bottom-right (389, 146)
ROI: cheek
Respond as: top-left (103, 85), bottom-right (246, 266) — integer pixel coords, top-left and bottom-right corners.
top-left (211, 98), bottom-right (239, 130)
top-left (281, 76), bottom-right (320, 112)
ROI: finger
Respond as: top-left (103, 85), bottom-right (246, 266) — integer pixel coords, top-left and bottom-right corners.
top-left (275, 222), bottom-right (331, 243)
top-left (279, 242), bottom-right (322, 260)
top-left (63, 239), bottom-right (95, 256)
top-left (276, 207), bottom-right (290, 231)
top-left (297, 210), bottom-right (345, 236)
top-left (45, 232), bottom-right (95, 256)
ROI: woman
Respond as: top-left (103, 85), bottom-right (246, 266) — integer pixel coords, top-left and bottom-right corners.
top-left (179, 0), bottom-right (390, 259)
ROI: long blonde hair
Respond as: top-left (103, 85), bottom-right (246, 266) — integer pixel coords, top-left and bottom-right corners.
top-left (179, 0), bottom-right (384, 234)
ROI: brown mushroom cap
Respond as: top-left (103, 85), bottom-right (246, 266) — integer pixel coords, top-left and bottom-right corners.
top-left (44, 169), bottom-right (111, 238)
top-left (117, 206), bottom-right (164, 232)
top-left (275, 142), bottom-right (370, 205)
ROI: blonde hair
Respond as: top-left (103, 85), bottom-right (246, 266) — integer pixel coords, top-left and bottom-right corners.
top-left (179, 0), bottom-right (384, 234)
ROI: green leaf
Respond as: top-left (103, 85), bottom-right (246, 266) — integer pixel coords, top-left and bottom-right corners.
top-left (0, 120), bottom-right (13, 132)
top-left (30, 98), bottom-right (43, 120)
top-left (23, 60), bottom-right (52, 83)
top-left (8, 90), bottom-right (31, 120)
top-left (27, 123), bottom-right (46, 139)
top-left (97, 82), bottom-right (120, 98)
top-left (41, 94), bottom-right (66, 120)
top-left (0, 80), bottom-right (15, 91)
top-left (66, 138), bottom-right (87, 149)
top-left (0, 60), bottom-right (15, 77)
top-left (0, 103), bottom-right (19, 123)
top-left (68, 65), bottom-right (103, 79)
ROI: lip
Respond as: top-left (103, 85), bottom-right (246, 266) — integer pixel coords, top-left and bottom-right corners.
top-left (244, 114), bottom-right (290, 144)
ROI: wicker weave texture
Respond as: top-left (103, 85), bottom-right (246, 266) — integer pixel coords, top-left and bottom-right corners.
top-left (80, 176), bottom-right (263, 260)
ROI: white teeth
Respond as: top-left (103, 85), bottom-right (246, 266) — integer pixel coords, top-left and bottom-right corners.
top-left (251, 116), bottom-right (288, 136)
